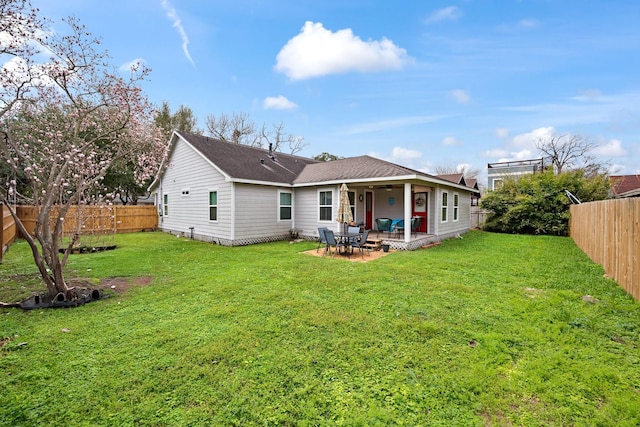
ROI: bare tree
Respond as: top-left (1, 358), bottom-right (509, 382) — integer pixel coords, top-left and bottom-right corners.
top-left (206, 112), bottom-right (258, 146)
top-left (434, 164), bottom-right (481, 179)
top-left (535, 133), bottom-right (599, 175)
top-left (0, 5), bottom-right (166, 300)
top-left (206, 112), bottom-right (307, 154)
top-left (259, 121), bottom-right (307, 154)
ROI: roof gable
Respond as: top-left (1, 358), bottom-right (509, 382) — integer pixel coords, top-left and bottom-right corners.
top-left (175, 131), bottom-right (318, 185)
top-left (150, 131), bottom-right (476, 194)
top-left (294, 155), bottom-right (432, 184)
top-left (437, 173), bottom-right (466, 186)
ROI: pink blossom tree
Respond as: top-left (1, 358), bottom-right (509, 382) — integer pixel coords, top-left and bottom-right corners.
top-left (0, 0), bottom-right (167, 299)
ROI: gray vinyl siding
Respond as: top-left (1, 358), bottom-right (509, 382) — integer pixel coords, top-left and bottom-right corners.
top-left (293, 186), bottom-right (339, 238)
top-left (436, 186), bottom-right (471, 235)
top-left (373, 187), bottom-right (403, 221)
top-left (234, 184), bottom-right (293, 240)
top-left (158, 139), bottom-right (232, 240)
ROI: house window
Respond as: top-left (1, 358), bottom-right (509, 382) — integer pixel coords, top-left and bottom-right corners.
top-left (493, 179), bottom-right (503, 190)
top-left (279, 191), bottom-right (292, 221)
top-left (441, 191), bottom-right (448, 222)
top-left (163, 194), bottom-right (168, 216)
top-left (209, 191), bottom-right (217, 221)
top-left (319, 190), bottom-right (332, 221)
top-left (348, 191), bottom-right (355, 219)
top-left (453, 193), bottom-right (459, 221)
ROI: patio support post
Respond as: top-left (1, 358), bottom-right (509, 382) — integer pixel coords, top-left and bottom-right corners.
top-left (404, 183), bottom-right (412, 243)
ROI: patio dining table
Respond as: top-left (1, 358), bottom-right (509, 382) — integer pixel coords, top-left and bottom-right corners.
top-left (333, 231), bottom-right (362, 256)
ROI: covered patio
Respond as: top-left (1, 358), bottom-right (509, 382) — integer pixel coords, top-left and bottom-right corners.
top-left (368, 230), bottom-right (438, 251)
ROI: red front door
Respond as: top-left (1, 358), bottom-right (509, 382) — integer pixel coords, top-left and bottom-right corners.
top-left (412, 192), bottom-right (428, 233)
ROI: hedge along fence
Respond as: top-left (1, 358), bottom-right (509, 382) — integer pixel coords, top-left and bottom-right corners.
top-left (0, 205), bottom-right (158, 260)
top-left (570, 198), bottom-right (640, 301)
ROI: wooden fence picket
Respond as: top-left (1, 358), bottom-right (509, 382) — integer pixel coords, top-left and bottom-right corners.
top-left (570, 199), bottom-right (640, 301)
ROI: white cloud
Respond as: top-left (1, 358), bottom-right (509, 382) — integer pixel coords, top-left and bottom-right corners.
top-left (592, 139), bottom-right (627, 157)
top-left (342, 114), bottom-right (448, 135)
top-left (161, 0), bottom-right (195, 67)
top-left (119, 58), bottom-right (145, 72)
top-left (274, 21), bottom-right (412, 80)
top-left (442, 136), bottom-right (461, 146)
top-left (511, 126), bottom-right (555, 148)
top-left (485, 148), bottom-right (509, 158)
top-left (263, 96), bottom-right (298, 110)
top-left (456, 163), bottom-right (473, 173)
top-left (498, 149), bottom-right (533, 162)
top-left (450, 89), bottom-right (470, 104)
top-left (518, 19), bottom-right (540, 29)
top-left (391, 146), bottom-right (422, 162)
top-left (573, 89), bottom-right (603, 102)
top-left (495, 128), bottom-right (510, 139)
top-left (424, 6), bottom-right (463, 24)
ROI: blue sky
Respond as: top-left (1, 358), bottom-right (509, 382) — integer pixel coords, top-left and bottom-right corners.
top-left (31, 0), bottom-right (640, 184)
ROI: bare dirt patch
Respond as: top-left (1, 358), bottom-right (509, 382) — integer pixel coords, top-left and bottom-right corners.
top-left (98, 276), bottom-right (153, 295)
top-left (301, 248), bottom-right (395, 262)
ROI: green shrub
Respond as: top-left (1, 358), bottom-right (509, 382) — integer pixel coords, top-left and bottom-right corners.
top-left (481, 170), bottom-right (609, 235)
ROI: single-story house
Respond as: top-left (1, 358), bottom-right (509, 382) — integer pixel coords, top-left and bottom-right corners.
top-left (149, 131), bottom-right (478, 250)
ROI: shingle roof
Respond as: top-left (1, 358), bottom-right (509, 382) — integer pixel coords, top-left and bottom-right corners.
top-left (156, 131), bottom-right (471, 192)
top-left (610, 175), bottom-right (640, 196)
top-left (466, 178), bottom-right (479, 190)
top-left (437, 173), bottom-right (466, 186)
top-left (177, 131), bottom-right (318, 184)
top-left (293, 155), bottom-right (436, 184)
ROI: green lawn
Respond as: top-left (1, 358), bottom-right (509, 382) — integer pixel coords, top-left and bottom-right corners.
top-left (1, 231), bottom-right (639, 426)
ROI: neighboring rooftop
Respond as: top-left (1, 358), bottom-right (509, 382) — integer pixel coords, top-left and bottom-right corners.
top-left (610, 174), bottom-right (640, 198)
top-left (487, 158), bottom-right (546, 170)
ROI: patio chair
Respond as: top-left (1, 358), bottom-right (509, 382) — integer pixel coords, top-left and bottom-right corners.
top-left (348, 226), bottom-right (360, 244)
top-left (323, 229), bottom-right (344, 257)
top-left (375, 218), bottom-right (392, 237)
top-left (410, 216), bottom-right (423, 237)
top-left (393, 219), bottom-right (405, 238)
top-left (316, 227), bottom-right (328, 252)
top-left (350, 229), bottom-right (371, 259)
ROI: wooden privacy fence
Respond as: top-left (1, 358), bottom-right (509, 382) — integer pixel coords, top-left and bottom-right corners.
top-left (570, 199), bottom-right (640, 301)
top-left (16, 205), bottom-right (158, 236)
top-left (1, 204), bottom-right (17, 261)
top-left (0, 205), bottom-right (157, 260)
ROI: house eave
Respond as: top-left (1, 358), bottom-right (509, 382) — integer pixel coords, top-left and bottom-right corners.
top-left (292, 174), bottom-right (475, 193)
top-left (230, 178), bottom-right (294, 187)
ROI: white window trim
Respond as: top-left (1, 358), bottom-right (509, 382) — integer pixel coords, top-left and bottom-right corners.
top-left (163, 193), bottom-right (169, 217)
top-left (453, 192), bottom-right (459, 222)
top-left (492, 178), bottom-right (503, 190)
top-left (441, 190), bottom-right (448, 223)
top-left (318, 188), bottom-right (333, 222)
top-left (278, 190), bottom-right (293, 222)
top-left (208, 189), bottom-right (218, 222)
